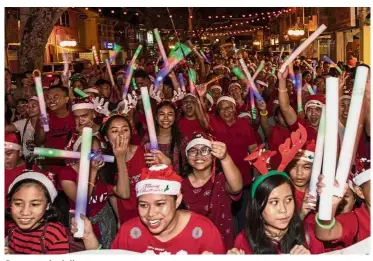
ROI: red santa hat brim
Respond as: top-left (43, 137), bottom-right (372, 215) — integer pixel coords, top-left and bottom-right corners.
top-left (186, 137), bottom-right (212, 156)
top-left (136, 179), bottom-right (181, 197)
top-left (72, 103), bottom-right (95, 111)
top-left (84, 88), bottom-right (99, 94)
top-left (217, 96), bottom-right (236, 106)
top-left (294, 150), bottom-right (315, 162)
top-left (5, 142), bottom-right (22, 151)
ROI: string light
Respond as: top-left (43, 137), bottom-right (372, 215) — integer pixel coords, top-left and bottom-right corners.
top-left (111, 10), bottom-right (114, 14)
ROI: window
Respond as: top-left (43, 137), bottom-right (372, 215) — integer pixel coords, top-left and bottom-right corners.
top-left (56, 11), bottom-right (69, 27)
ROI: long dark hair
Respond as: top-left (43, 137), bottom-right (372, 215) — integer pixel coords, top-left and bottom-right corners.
top-left (155, 101), bottom-right (184, 172)
top-left (6, 179), bottom-right (61, 224)
top-left (245, 174), bottom-right (306, 254)
top-left (99, 114), bottom-right (133, 185)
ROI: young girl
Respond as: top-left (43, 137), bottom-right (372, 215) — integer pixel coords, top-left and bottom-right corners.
top-left (230, 172), bottom-right (324, 254)
top-left (181, 133), bottom-right (242, 249)
top-left (5, 171), bottom-right (69, 254)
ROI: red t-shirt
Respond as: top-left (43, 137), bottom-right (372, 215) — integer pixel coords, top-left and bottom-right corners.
top-left (268, 125), bottom-right (291, 169)
top-left (178, 117), bottom-right (206, 142)
top-left (334, 204), bottom-right (370, 247)
top-left (236, 102), bottom-right (250, 115)
top-left (294, 188), bottom-right (306, 212)
top-left (111, 211), bottom-right (226, 254)
top-left (41, 112), bottom-right (76, 150)
top-left (117, 145), bottom-right (147, 224)
top-left (182, 172), bottom-right (241, 249)
top-left (210, 116), bottom-right (258, 185)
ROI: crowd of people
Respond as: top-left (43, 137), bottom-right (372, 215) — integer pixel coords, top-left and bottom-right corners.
top-left (4, 39), bottom-right (371, 255)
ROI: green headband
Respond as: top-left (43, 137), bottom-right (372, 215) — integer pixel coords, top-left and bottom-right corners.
top-left (251, 170), bottom-right (289, 198)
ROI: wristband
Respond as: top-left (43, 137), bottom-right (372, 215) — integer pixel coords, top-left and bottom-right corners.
top-left (278, 89), bottom-right (288, 92)
top-left (315, 212), bottom-right (336, 229)
top-left (260, 110), bottom-right (268, 116)
top-left (88, 182), bottom-right (95, 187)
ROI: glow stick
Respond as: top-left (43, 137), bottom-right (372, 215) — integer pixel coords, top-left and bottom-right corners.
top-left (279, 24), bottom-right (327, 73)
top-left (334, 66), bottom-right (369, 197)
top-left (140, 87), bottom-right (158, 150)
top-left (33, 70), bottom-right (49, 132)
top-left (74, 88), bottom-right (89, 98)
top-left (318, 77), bottom-right (339, 221)
top-left (252, 60), bottom-right (265, 80)
top-left (178, 73), bottom-right (186, 92)
top-left (109, 43), bottom-right (122, 64)
top-left (295, 73), bottom-right (303, 112)
top-left (323, 56), bottom-right (343, 75)
top-left (154, 29), bottom-right (168, 66)
top-left (105, 59), bottom-right (115, 86)
top-left (155, 66), bottom-right (159, 73)
top-left (313, 85), bottom-right (317, 94)
top-left (238, 59), bottom-right (264, 102)
top-left (74, 127), bottom-right (93, 238)
top-left (131, 78), bottom-right (138, 90)
top-left (303, 60), bottom-right (316, 74)
top-left (199, 50), bottom-right (211, 64)
top-left (92, 46), bottom-right (100, 65)
top-left (272, 67), bottom-right (276, 75)
top-left (33, 147), bottom-right (115, 162)
top-left (309, 106), bottom-right (326, 197)
top-left (205, 75), bottom-right (224, 86)
top-left (305, 83), bottom-right (315, 95)
top-left (249, 87), bottom-right (256, 119)
top-left (123, 45), bottom-right (143, 98)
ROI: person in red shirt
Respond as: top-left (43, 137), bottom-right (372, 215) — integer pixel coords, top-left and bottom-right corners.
top-left (5, 171), bottom-right (69, 254)
top-left (71, 164), bottom-right (226, 254)
top-left (315, 168), bottom-right (370, 248)
top-left (229, 171), bottom-right (324, 254)
top-left (181, 133), bottom-right (242, 249)
top-left (34, 85), bottom-right (76, 166)
top-left (228, 82), bottom-right (249, 115)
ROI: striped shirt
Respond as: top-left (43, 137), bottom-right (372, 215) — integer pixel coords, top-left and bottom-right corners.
top-left (7, 222), bottom-right (69, 254)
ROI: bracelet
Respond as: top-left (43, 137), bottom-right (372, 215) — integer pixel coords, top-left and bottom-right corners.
top-left (260, 110), bottom-right (268, 116)
top-left (96, 244), bottom-right (102, 250)
top-left (88, 182), bottom-right (95, 187)
top-left (278, 89), bottom-right (288, 92)
top-left (315, 212), bottom-right (336, 229)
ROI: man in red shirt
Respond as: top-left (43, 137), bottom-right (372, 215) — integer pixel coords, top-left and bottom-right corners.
top-left (34, 85), bottom-right (76, 158)
top-left (72, 164), bottom-right (226, 254)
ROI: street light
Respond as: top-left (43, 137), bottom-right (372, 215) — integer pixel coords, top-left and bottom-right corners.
top-left (287, 26), bottom-right (305, 36)
top-left (59, 40), bottom-right (77, 47)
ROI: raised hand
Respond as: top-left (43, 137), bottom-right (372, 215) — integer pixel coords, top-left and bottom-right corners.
top-left (112, 134), bottom-right (129, 160)
top-left (70, 214), bottom-right (95, 241)
top-left (144, 149), bottom-right (172, 166)
top-left (211, 141), bottom-right (227, 160)
top-left (196, 83), bottom-right (207, 97)
top-left (299, 189), bottom-right (317, 220)
top-left (289, 244), bottom-right (311, 254)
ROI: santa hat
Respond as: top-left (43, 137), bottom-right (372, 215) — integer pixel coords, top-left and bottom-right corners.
top-left (5, 133), bottom-right (22, 151)
top-left (185, 132), bottom-right (212, 156)
top-left (184, 93), bottom-right (197, 100)
top-left (206, 92), bottom-right (214, 106)
top-left (210, 85), bottom-right (222, 92)
top-left (8, 172), bottom-right (58, 202)
top-left (72, 97), bottom-right (95, 111)
top-left (294, 140), bottom-right (315, 162)
top-left (28, 96), bottom-right (39, 103)
top-left (135, 164), bottom-right (183, 197)
top-left (352, 158), bottom-right (371, 186)
top-left (228, 83), bottom-right (242, 92)
top-left (217, 96), bottom-right (236, 106)
top-left (340, 88), bottom-right (352, 100)
top-left (305, 94), bottom-right (325, 112)
top-left (353, 169), bottom-right (370, 187)
top-left (84, 86), bottom-right (99, 95)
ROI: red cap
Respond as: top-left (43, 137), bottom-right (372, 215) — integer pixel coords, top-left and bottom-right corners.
top-left (5, 133), bottom-right (22, 150)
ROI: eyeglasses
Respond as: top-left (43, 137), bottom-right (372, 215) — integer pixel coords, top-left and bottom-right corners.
top-left (187, 146), bottom-right (212, 157)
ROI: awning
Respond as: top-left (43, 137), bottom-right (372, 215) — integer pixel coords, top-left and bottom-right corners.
top-left (58, 46), bottom-right (90, 52)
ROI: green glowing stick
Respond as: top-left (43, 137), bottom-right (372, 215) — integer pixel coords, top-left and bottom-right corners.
top-left (74, 88), bottom-right (88, 98)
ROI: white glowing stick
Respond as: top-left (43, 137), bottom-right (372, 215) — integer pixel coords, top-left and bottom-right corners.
top-left (318, 77), bottom-right (339, 220)
top-left (105, 59), bottom-right (115, 86)
top-left (252, 60), bottom-right (265, 81)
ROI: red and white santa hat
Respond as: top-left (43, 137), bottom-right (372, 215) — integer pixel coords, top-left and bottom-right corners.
top-left (339, 88), bottom-right (352, 101)
top-left (8, 171), bottom-right (58, 202)
top-left (72, 97), bottom-right (95, 111)
top-left (84, 86), bottom-right (99, 95)
top-left (353, 169), bottom-right (370, 187)
top-left (28, 96), bottom-right (39, 103)
top-left (185, 132), bottom-right (212, 156)
top-left (206, 92), bottom-right (214, 106)
top-left (210, 85), bottom-right (222, 92)
top-left (294, 140), bottom-right (315, 162)
top-left (352, 157), bottom-right (371, 186)
top-left (228, 82), bottom-right (242, 92)
top-left (5, 133), bottom-right (22, 151)
top-left (184, 93), bottom-right (197, 100)
top-left (217, 96), bottom-right (236, 106)
top-left (304, 94), bottom-right (325, 112)
top-left (255, 80), bottom-right (268, 88)
top-left (136, 164), bottom-right (183, 197)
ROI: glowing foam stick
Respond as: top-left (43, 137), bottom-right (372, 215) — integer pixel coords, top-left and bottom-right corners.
top-left (178, 73), bottom-right (186, 92)
top-left (309, 105), bottom-right (326, 197)
top-left (140, 87), bottom-right (158, 150)
top-left (34, 147), bottom-right (114, 162)
top-left (33, 70), bottom-right (49, 132)
top-left (303, 60), bottom-right (316, 74)
top-left (109, 43), bottom-right (122, 64)
top-left (74, 88), bottom-right (89, 98)
top-left (123, 45), bottom-right (143, 98)
top-left (334, 66), bottom-right (369, 197)
top-left (238, 59), bottom-right (264, 102)
top-left (188, 68), bottom-right (197, 93)
top-left (279, 24), bottom-right (327, 73)
top-left (249, 87), bottom-right (256, 119)
top-left (252, 60), bottom-right (265, 80)
top-left (313, 85), bottom-right (317, 94)
top-left (323, 56), bottom-right (343, 75)
top-left (272, 67), bottom-right (276, 75)
top-left (74, 127), bottom-right (93, 238)
top-left (92, 46), bottom-right (100, 65)
top-left (155, 66), bottom-right (159, 73)
top-left (105, 59), bottom-right (115, 86)
top-left (205, 75), bottom-right (224, 86)
top-left (295, 73), bottom-right (303, 112)
top-left (199, 50), bottom-right (211, 64)
top-left (305, 83), bottom-right (315, 95)
top-left (131, 78), bottom-right (138, 90)
top-left (154, 29), bottom-right (168, 66)
top-left (318, 77), bottom-right (339, 221)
